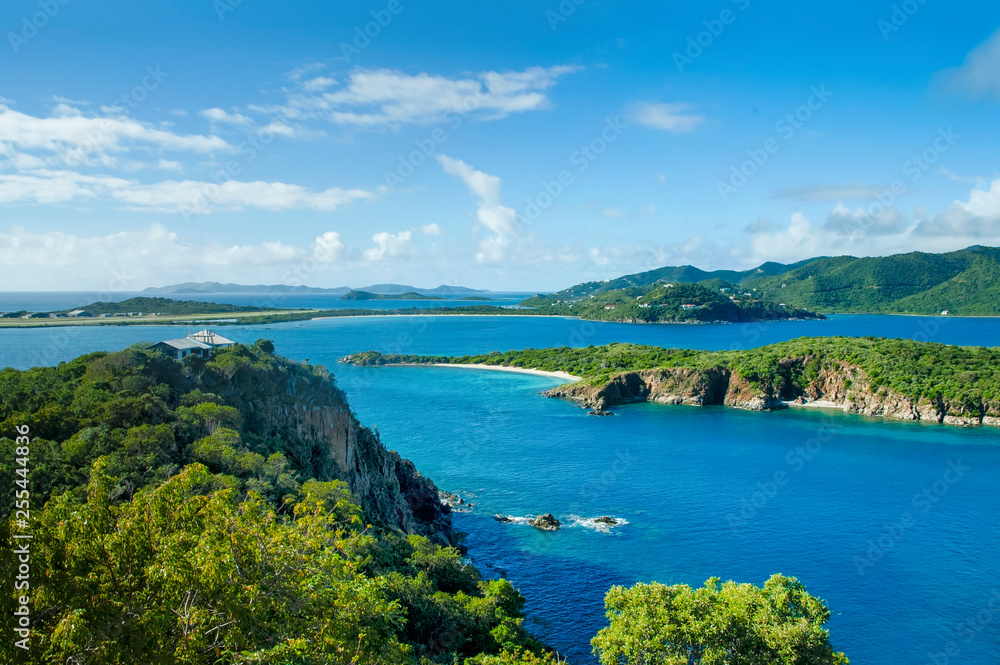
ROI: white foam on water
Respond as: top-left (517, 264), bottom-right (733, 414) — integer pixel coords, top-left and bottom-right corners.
top-left (567, 515), bottom-right (629, 533)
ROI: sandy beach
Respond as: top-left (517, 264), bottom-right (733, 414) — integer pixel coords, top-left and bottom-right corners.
top-left (420, 363), bottom-right (582, 382)
top-left (781, 399), bottom-right (842, 410)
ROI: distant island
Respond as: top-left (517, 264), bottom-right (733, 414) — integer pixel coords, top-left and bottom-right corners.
top-left (341, 291), bottom-right (444, 301)
top-left (342, 336), bottom-right (1000, 429)
top-left (541, 245), bottom-right (1000, 316)
top-left (0, 297), bottom-right (291, 325)
top-left (144, 281), bottom-right (491, 296)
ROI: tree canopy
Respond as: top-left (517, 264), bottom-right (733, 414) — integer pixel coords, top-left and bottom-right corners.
top-left (592, 575), bottom-right (849, 665)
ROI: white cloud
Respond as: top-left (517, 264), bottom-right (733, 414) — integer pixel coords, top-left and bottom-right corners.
top-left (0, 224), bottom-right (332, 290)
top-left (202, 241), bottom-right (306, 266)
top-left (0, 104), bottom-right (230, 167)
top-left (628, 102), bottom-right (705, 133)
top-left (821, 202), bottom-right (908, 236)
top-left (436, 154), bottom-right (520, 263)
top-left (914, 177), bottom-right (1000, 237)
top-left (156, 159), bottom-right (183, 172)
top-left (279, 65), bottom-right (580, 127)
top-left (313, 231), bottom-right (346, 262)
top-left (733, 179), bottom-right (1000, 265)
top-left (569, 179), bottom-right (1000, 277)
top-left (941, 28), bottom-right (1000, 99)
top-left (200, 108), bottom-right (298, 137)
top-left (263, 121), bottom-right (296, 137)
top-left (364, 230), bottom-right (414, 260)
top-left (422, 223), bottom-right (443, 235)
top-left (200, 107), bottom-right (253, 125)
top-left (302, 76), bottom-right (336, 93)
top-left (0, 169), bottom-right (374, 214)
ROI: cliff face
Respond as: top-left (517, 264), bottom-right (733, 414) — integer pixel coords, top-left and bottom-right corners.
top-left (546, 359), bottom-right (1000, 428)
top-left (204, 360), bottom-right (458, 546)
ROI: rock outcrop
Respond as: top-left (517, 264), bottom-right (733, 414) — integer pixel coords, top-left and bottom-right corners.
top-left (529, 514), bottom-right (561, 531)
top-left (203, 358), bottom-right (459, 546)
top-left (545, 358), bottom-right (1000, 429)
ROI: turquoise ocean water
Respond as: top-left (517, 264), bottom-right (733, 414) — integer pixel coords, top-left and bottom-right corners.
top-left (1, 311), bottom-right (998, 664)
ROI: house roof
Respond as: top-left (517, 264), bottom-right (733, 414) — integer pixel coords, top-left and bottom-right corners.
top-left (151, 338), bottom-right (212, 351)
top-left (188, 329), bottom-right (235, 346)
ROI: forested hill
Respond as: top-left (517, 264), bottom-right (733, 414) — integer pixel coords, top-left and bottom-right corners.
top-left (529, 245), bottom-right (1000, 315)
top-left (344, 336), bottom-right (1000, 427)
top-left (0, 342), bottom-right (547, 663)
top-left (520, 282), bottom-right (821, 323)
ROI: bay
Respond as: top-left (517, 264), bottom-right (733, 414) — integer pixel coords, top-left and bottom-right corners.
top-left (1, 310), bottom-right (998, 664)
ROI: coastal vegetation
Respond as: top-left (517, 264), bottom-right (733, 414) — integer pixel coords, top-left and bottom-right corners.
top-left (593, 575), bottom-right (849, 665)
top-left (66, 296), bottom-right (276, 316)
top-left (0, 343), bottom-right (543, 664)
top-left (0, 343), bottom-right (851, 664)
top-left (343, 336), bottom-right (1000, 425)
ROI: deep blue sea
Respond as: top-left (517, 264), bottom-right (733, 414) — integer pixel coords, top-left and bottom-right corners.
top-left (1, 304), bottom-right (998, 664)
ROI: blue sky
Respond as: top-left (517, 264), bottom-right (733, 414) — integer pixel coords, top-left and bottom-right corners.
top-left (1, 0), bottom-right (999, 291)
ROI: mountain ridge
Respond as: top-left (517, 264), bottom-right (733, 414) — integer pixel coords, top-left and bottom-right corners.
top-left (534, 246), bottom-right (1000, 316)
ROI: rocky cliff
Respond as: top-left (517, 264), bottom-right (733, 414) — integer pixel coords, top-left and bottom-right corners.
top-left (545, 358), bottom-right (1000, 428)
top-left (202, 356), bottom-right (459, 546)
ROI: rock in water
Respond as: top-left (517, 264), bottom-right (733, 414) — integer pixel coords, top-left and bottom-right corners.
top-left (494, 515), bottom-right (513, 523)
top-left (594, 516), bottom-right (618, 525)
top-left (529, 513), bottom-right (561, 530)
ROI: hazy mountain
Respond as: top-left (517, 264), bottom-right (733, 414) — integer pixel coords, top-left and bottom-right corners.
top-left (143, 282), bottom-right (490, 296)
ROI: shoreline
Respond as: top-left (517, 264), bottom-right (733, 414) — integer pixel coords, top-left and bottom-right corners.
top-left (780, 399), bottom-right (842, 410)
top-left (391, 362), bottom-right (582, 382)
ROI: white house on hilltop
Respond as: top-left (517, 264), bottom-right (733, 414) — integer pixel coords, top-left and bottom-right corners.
top-left (148, 329), bottom-right (236, 360)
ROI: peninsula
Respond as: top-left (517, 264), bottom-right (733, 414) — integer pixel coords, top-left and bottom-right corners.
top-left (342, 336), bottom-right (1000, 428)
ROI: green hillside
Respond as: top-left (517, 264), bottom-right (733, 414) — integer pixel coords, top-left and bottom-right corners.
top-left (527, 246), bottom-right (1000, 316)
top-left (520, 282), bottom-right (820, 323)
top-left (64, 296), bottom-right (277, 316)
